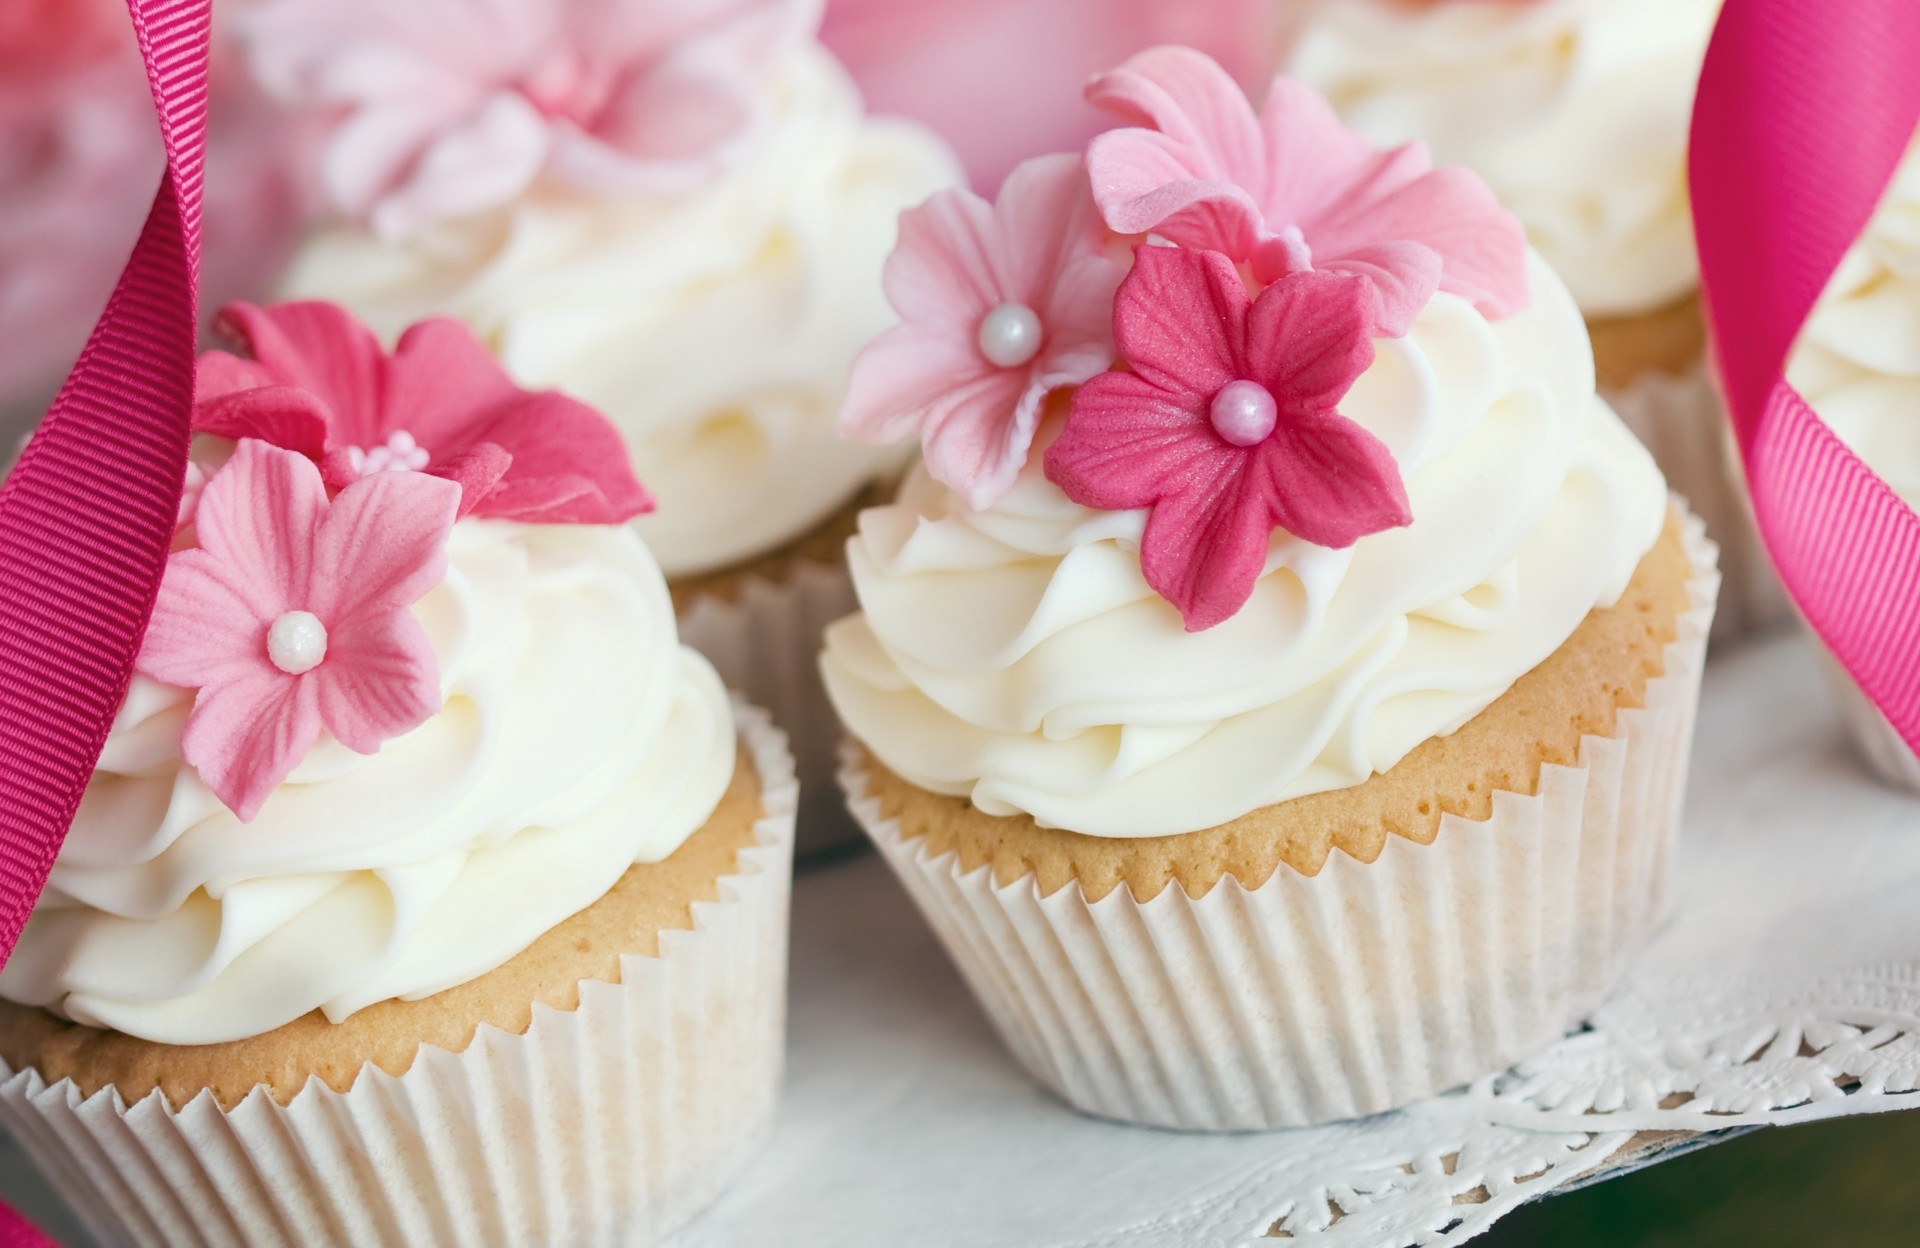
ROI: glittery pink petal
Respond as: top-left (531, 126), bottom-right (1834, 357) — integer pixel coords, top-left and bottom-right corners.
top-left (1045, 370), bottom-right (1218, 513)
top-left (840, 322), bottom-right (997, 446)
top-left (309, 609), bottom-right (443, 755)
top-left (992, 153), bottom-right (1100, 304)
top-left (1243, 270), bottom-right (1379, 414)
top-left (180, 666), bottom-right (323, 823)
top-left (1253, 77), bottom-right (1398, 222)
top-left (1108, 245), bottom-right (1246, 404)
top-left (428, 442), bottom-right (514, 519)
top-left (379, 316), bottom-right (523, 449)
top-left (917, 366), bottom-right (1040, 510)
top-left (1310, 163), bottom-right (1530, 323)
top-left (306, 467), bottom-right (459, 630)
top-left (209, 302), bottom-right (389, 448)
top-left (884, 188), bottom-right (1005, 325)
top-left (1309, 242), bottom-right (1443, 341)
top-left (1137, 456), bottom-right (1274, 632)
top-left (1251, 408), bottom-right (1412, 550)
top-left (1085, 45), bottom-right (1269, 255)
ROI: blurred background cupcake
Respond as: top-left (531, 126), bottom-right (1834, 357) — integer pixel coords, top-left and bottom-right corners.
top-left (232, 0), bottom-right (960, 848)
top-left (1786, 129), bottom-right (1920, 792)
top-left (0, 0), bottom-right (312, 441)
top-left (825, 49), bottom-right (1718, 1130)
top-left (0, 303), bottom-right (797, 1247)
top-left (1283, 0), bottom-right (1782, 641)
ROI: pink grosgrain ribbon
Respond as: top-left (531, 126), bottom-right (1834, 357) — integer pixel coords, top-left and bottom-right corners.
top-left (0, 0), bottom-right (203, 968)
top-left (1691, 0), bottom-right (1920, 758)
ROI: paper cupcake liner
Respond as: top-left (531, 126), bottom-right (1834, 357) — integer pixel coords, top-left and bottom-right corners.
top-left (1606, 363), bottom-right (1790, 642)
top-left (0, 699), bottom-right (799, 1248)
top-left (1815, 647), bottom-right (1920, 794)
top-left (678, 559), bottom-right (859, 858)
top-left (844, 511), bottom-right (1718, 1132)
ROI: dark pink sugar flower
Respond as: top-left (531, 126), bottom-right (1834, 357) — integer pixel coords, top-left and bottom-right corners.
top-left (1045, 246), bottom-right (1411, 632)
top-left (195, 300), bottom-right (652, 525)
top-left (140, 440), bottom-right (460, 821)
top-left (1084, 45), bottom-right (1529, 337)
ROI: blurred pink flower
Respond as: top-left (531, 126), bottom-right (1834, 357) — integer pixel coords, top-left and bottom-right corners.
top-left (1046, 249), bottom-right (1408, 632)
top-left (141, 439), bottom-right (459, 821)
top-left (1086, 47), bottom-right (1529, 337)
top-left (196, 300), bottom-right (654, 524)
top-left (241, 0), bottom-right (816, 237)
top-left (839, 154), bottom-right (1121, 510)
top-left (0, 0), bottom-right (313, 418)
top-left (820, 0), bottom-right (1276, 193)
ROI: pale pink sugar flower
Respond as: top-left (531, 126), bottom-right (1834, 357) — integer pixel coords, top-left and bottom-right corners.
top-left (840, 153), bottom-right (1123, 510)
top-left (1085, 46), bottom-right (1529, 337)
top-left (139, 439), bottom-right (461, 822)
top-left (241, 0), bottom-right (818, 237)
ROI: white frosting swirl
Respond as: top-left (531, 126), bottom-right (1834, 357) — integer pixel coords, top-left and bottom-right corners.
top-left (822, 253), bottom-right (1668, 837)
top-left (1286, 0), bottom-right (1721, 319)
top-left (0, 516), bottom-right (737, 1045)
top-left (1788, 130), bottom-right (1920, 509)
top-left (280, 44), bottom-right (961, 578)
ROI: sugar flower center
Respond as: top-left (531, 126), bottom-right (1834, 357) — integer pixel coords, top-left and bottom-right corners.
top-left (977, 302), bottom-right (1044, 369)
top-left (347, 430), bottom-right (431, 478)
top-left (1209, 380), bottom-right (1278, 447)
top-left (267, 610), bottom-right (328, 676)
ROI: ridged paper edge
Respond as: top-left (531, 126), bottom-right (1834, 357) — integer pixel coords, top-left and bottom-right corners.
top-left (844, 508), bottom-right (1719, 1131)
top-left (678, 559), bottom-right (858, 857)
top-left (0, 699), bottom-right (798, 1248)
top-left (1605, 364), bottom-right (1788, 642)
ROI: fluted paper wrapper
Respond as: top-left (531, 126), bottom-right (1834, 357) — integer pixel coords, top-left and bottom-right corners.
top-left (1817, 649), bottom-right (1920, 794)
top-left (679, 560), bottom-right (858, 857)
top-left (0, 701), bottom-right (799, 1248)
top-left (1606, 363), bottom-right (1788, 642)
top-left (845, 515), bottom-right (1718, 1132)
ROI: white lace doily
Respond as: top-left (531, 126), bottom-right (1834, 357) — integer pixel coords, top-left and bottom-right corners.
top-left (5, 631), bottom-right (1918, 1247)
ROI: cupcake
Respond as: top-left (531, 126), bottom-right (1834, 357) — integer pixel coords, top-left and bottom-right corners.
top-left (1284, 0), bottom-right (1779, 640)
top-left (1787, 132), bottom-right (1920, 792)
top-left (825, 49), bottom-right (1718, 1130)
top-left (233, 0), bottom-right (961, 847)
top-left (0, 303), bottom-right (798, 1245)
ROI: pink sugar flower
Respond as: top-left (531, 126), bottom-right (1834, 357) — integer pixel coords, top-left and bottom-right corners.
top-left (1085, 46), bottom-right (1528, 337)
top-left (195, 300), bottom-right (652, 525)
top-left (140, 440), bottom-right (461, 821)
top-left (839, 153), bottom-right (1123, 510)
top-left (241, 0), bottom-right (815, 236)
top-left (1045, 247), bottom-right (1410, 632)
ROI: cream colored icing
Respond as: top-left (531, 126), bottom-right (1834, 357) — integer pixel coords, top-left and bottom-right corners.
top-left (0, 512), bottom-right (737, 1046)
top-left (279, 43), bottom-right (961, 579)
top-left (821, 252), bottom-right (1668, 838)
top-left (1286, 0), bottom-right (1721, 320)
top-left (1788, 129), bottom-right (1920, 509)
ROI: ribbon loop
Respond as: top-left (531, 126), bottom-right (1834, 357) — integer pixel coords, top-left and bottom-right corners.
top-left (0, 0), bottom-right (208, 962)
top-left (1691, 0), bottom-right (1920, 756)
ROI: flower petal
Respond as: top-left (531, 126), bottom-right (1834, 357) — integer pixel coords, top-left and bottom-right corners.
top-left (310, 609), bottom-right (442, 755)
top-left (1137, 459), bottom-right (1274, 633)
top-left (210, 302), bottom-right (389, 449)
top-left (919, 367), bottom-right (1045, 511)
top-left (1085, 45), bottom-right (1269, 254)
top-left (366, 93), bottom-right (550, 239)
top-left (840, 322), bottom-right (996, 446)
top-left (458, 392), bottom-right (654, 524)
top-left (885, 187), bottom-right (1005, 325)
top-left (1254, 76), bottom-right (1396, 225)
top-left (991, 152), bottom-right (1101, 306)
top-left (1044, 369), bottom-right (1222, 513)
top-left (379, 316), bottom-right (524, 451)
top-left (1110, 244), bottom-right (1246, 402)
top-left (428, 442), bottom-right (514, 519)
top-left (307, 467), bottom-right (460, 629)
top-left (1039, 250), bottom-right (1125, 366)
top-left (140, 552), bottom-right (282, 692)
top-left (1314, 242), bottom-right (1443, 341)
top-left (185, 440), bottom-right (325, 620)
top-left (180, 668), bottom-right (323, 823)
top-left (1244, 270), bottom-right (1378, 414)
top-left (1310, 163), bottom-right (1529, 323)
top-left (1253, 407), bottom-right (1412, 550)
top-left (192, 385), bottom-right (334, 463)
